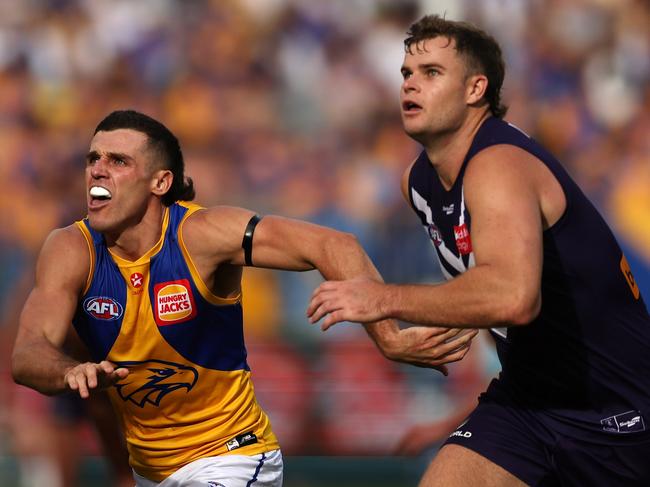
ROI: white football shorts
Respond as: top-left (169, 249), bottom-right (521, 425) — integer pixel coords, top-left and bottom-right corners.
top-left (133, 449), bottom-right (283, 487)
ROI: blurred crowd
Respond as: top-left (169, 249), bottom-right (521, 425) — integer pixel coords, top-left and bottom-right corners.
top-left (0, 0), bottom-right (648, 485)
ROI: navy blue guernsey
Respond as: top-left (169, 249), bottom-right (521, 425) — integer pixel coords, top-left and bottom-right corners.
top-left (408, 117), bottom-right (650, 438)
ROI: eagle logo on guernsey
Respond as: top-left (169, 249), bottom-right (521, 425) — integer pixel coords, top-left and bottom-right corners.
top-left (83, 296), bottom-right (124, 321)
top-left (113, 359), bottom-right (198, 407)
top-left (153, 279), bottom-right (197, 326)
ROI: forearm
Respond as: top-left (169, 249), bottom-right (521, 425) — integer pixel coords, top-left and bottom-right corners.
top-left (12, 338), bottom-right (79, 395)
top-left (314, 232), bottom-right (401, 345)
top-left (386, 266), bottom-right (540, 328)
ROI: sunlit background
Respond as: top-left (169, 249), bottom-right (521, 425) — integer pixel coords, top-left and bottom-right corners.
top-left (0, 0), bottom-right (648, 486)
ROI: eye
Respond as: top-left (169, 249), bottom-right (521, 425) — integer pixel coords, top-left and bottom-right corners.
top-left (113, 158), bottom-right (126, 166)
top-left (426, 68), bottom-right (440, 77)
top-left (401, 70), bottom-right (412, 80)
top-left (150, 368), bottom-right (173, 376)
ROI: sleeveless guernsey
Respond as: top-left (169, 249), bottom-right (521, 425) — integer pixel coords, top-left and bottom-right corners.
top-left (72, 201), bottom-right (279, 481)
top-left (407, 117), bottom-right (650, 437)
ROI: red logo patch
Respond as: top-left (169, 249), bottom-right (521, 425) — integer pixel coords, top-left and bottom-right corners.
top-left (130, 272), bottom-right (144, 288)
top-left (153, 279), bottom-right (197, 326)
top-left (453, 224), bottom-right (473, 255)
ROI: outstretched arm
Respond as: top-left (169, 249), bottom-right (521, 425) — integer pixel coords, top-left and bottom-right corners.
top-left (183, 207), bottom-right (475, 371)
top-left (307, 145), bottom-right (559, 330)
top-left (12, 226), bottom-right (128, 397)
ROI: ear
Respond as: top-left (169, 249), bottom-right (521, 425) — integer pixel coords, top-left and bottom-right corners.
top-left (151, 169), bottom-right (173, 197)
top-left (466, 74), bottom-right (488, 105)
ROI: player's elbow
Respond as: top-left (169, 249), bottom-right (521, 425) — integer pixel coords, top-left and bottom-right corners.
top-left (500, 291), bottom-right (541, 326)
top-left (330, 230), bottom-right (359, 247)
top-left (11, 350), bottom-right (29, 387)
top-left (322, 230), bottom-right (364, 259)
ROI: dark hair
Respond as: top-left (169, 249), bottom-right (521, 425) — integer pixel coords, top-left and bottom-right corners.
top-left (405, 15), bottom-right (508, 118)
top-left (94, 110), bottom-right (195, 205)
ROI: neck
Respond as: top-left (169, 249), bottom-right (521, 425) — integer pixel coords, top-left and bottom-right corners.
top-left (423, 110), bottom-right (491, 190)
top-left (105, 202), bottom-right (167, 261)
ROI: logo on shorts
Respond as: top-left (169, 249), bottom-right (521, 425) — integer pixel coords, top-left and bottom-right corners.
top-left (154, 279), bottom-right (197, 326)
top-left (83, 296), bottom-right (123, 321)
top-left (601, 410), bottom-right (646, 433)
top-left (449, 418), bottom-right (472, 438)
top-left (450, 429), bottom-right (472, 438)
top-left (207, 483), bottom-right (226, 487)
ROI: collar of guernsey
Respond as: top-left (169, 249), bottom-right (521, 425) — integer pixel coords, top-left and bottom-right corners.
top-left (72, 201), bottom-right (278, 481)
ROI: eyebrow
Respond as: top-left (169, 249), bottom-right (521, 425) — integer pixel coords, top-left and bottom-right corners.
top-left (401, 62), bottom-right (446, 73)
top-left (418, 62), bottom-right (446, 71)
top-left (85, 150), bottom-right (132, 162)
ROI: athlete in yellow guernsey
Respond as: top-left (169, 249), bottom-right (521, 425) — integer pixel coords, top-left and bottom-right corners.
top-left (73, 201), bottom-right (279, 482)
top-left (12, 110), bottom-right (475, 486)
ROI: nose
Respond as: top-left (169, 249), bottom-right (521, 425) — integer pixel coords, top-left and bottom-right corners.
top-left (89, 156), bottom-right (109, 179)
top-left (402, 76), bottom-right (419, 94)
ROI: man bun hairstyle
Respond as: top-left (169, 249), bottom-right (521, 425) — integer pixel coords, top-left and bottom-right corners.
top-left (405, 15), bottom-right (508, 118)
top-left (94, 110), bottom-right (195, 205)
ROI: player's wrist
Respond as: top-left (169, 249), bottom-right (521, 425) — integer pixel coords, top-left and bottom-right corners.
top-left (380, 283), bottom-right (400, 319)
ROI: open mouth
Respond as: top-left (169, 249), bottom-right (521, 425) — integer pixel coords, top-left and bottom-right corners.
top-left (89, 185), bottom-right (112, 204)
top-left (402, 101), bottom-right (422, 112)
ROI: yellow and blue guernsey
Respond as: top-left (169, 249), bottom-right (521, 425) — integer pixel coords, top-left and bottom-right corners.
top-left (72, 201), bottom-right (279, 481)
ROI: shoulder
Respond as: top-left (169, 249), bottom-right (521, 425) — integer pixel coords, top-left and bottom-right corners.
top-left (36, 224), bottom-right (90, 292)
top-left (42, 224), bottom-right (89, 255)
top-left (462, 144), bottom-right (546, 212)
top-left (464, 144), bottom-right (543, 189)
top-left (183, 206), bottom-right (256, 235)
top-left (182, 205), bottom-right (257, 258)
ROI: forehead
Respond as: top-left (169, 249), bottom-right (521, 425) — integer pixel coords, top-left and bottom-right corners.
top-left (90, 129), bottom-right (149, 154)
top-left (402, 36), bottom-right (461, 67)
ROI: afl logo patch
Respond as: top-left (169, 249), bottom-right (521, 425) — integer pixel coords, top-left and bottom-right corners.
top-left (427, 223), bottom-right (442, 246)
top-left (154, 279), bottom-right (197, 326)
top-left (83, 296), bottom-right (124, 321)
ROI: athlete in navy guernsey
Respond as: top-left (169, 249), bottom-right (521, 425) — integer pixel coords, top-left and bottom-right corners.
top-left (308, 14), bottom-right (650, 487)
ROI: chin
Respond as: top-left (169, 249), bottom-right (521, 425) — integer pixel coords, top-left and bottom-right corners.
top-left (403, 125), bottom-right (428, 144)
top-left (86, 214), bottom-right (113, 233)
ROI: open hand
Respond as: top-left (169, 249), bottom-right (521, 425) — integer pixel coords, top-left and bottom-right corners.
top-left (380, 326), bottom-right (478, 374)
top-left (64, 360), bottom-right (129, 398)
top-left (307, 277), bottom-right (388, 329)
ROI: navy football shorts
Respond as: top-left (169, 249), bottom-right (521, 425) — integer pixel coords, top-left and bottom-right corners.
top-left (442, 385), bottom-right (650, 486)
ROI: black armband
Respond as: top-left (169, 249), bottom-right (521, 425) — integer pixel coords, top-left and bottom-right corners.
top-left (241, 214), bottom-right (262, 266)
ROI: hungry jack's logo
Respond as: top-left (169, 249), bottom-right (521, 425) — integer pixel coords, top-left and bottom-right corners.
top-left (153, 279), bottom-right (197, 326)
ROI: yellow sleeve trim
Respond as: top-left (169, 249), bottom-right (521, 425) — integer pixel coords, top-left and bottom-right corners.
top-left (177, 203), bottom-right (241, 306)
top-left (74, 220), bottom-right (95, 295)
